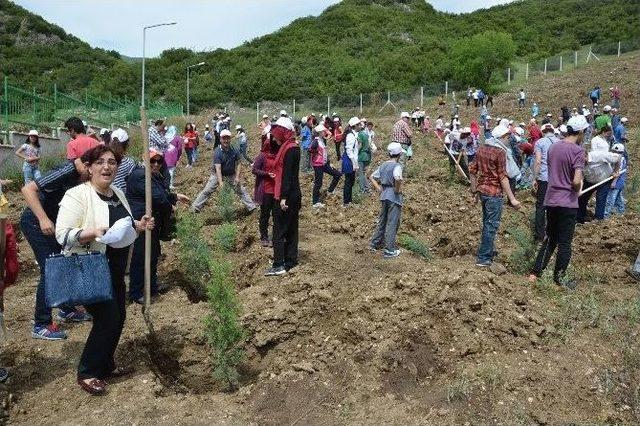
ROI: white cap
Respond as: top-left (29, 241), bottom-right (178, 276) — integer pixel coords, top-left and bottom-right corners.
top-left (559, 124), bottom-right (568, 133)
top-left (275, 117), bottom-right (294, 130)
top-left (444, 122), bottom-right (451, 127)
top-left (224, 117), bottom-right (231, 122)
top-left (515, 127), bottom-right (525, 136)
top-left (235, 125), bottom-right (242, 130)
top-left (360, 117), bottom-right (367, 122)
top-left (400, 112), bottom-right (410, 119)
top-left (314, 124), bottom-right (326, 132)
top-left (603, 105), bottom-right (612, 112)
top-left (566, 115), bottom-right (589, 132)
top-left (454, 115), bottom-right (459, 118)
top-left (546, 113), bottom-right (552, 117)
top-left (541, 123), bottom-right (555, 132)
top-left (99, 128), bottom-right (109, 136)
top-left (220, 129), bottom-right (232, 137)
top-left (508, 120), bottom-right (514, 125)
top-left (486, 116), bottom-right (492, 120)
top-left (333, 117), bottom-right (340, 122)
top-left (301, 116), bottom-right (308, 123)
top-left (261, 125), bottom-right (271, 135)
top-left (262, 114), bottom-right (269, 119)
top-left (612, 143), bottom-right (625, 153)
top-left (279, 109), bottom-right (287, 116)
top-left (621, 117), bottom-right (628, 123)
top-left (348, 117), bottom-right (361, 127)
top-left (387, 142), bottom-right (406, 156)
top-left (111, 128), bottom-right (129, 143)
top-left (491, 124), bottom-right (510, 138)
top-left (28, 129), bottom-right (39, 136)
top-left (519, 122), bottom-right (526, 127)
top-left (461, 127), bottom-right (471, 134)
top-left (332, 112), bottom-right (338, 116)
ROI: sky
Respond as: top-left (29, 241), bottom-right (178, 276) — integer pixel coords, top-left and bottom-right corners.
top-left (13, 0), bottom-right (512, 57)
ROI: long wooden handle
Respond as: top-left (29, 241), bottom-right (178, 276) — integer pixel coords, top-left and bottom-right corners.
top-left (139, 107), bottom-right (152, 312)
top-left (579, 169), bottom-right (627, 196)
top-left (443, 143), bottom-right (469, 181)
top-left (0, 216), bottom-right (6, 293)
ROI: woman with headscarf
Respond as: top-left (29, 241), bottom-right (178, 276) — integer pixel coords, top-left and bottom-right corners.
top-left (163, 125), bottom-right (183, 190)
top-left (265, 118), bottom-right (301, 276)
top-left (126, 150), bottom-right (189, 302)
top-left (252, 125), bottom-right (277, 247)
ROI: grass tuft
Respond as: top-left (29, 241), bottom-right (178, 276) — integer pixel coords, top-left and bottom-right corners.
top-left (399, 233), bottom-right (432, 260)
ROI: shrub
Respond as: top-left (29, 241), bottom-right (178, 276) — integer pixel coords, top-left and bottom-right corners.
top-left (217, 185), bottom-right (235, 222)
top-left (214, 223), bottom-right (237, 253)
top-left (176, 213), bottom-right (211, 297)
top-left (204, 257), bottom-right (246, 391)
top-left (399, 234), bottom-right (432, 260)
top-left (506, 225), bottom-right (536, 274)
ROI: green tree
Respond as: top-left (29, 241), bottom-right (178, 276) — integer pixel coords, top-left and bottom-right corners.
top-left (450, 31), bottom-right (516, 88)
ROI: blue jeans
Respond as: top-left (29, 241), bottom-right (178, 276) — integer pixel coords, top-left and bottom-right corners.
top-left (20, 209), bottom-right (74, 326)
top-left (605, 187), bottom-right (625, 218)
top-left (476, 194), bottom-right (504, 263)
top-left (23, 163), bottom-right (41, 185)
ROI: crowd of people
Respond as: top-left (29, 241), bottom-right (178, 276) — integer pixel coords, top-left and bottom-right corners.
top-left (0, 79), bottom-right (636, 396)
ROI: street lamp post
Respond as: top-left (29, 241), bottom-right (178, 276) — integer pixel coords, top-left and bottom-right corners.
top-left (141, 22), bottom-right (177, 108)
top-left (187, 62), bottom-right (206, 116)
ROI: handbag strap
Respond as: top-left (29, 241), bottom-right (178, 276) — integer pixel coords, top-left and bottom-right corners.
top-left (60, 229), bottom-right (86, 254)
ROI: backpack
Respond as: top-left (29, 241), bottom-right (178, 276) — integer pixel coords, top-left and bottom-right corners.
top-left (485, 139), bottom-right (521, 179)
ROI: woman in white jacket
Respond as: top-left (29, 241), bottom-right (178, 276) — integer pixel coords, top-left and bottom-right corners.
top-left (56, 145), bottom-right (153, 395)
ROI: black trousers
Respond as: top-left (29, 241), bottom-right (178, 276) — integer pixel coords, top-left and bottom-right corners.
top-left (334, 142), bottom-right (342, 162)
top-left (313, 163), bottom-right (341, 204)
top-left (531, 207), bottom-right (578, 281)
top-left (272, 204), bottom-right (300, 269)
top-left (259, 193), bottom-right (275, 240)
top-left (343, 172), bottom-right (356, 205)
top-left (534, 180), bottom-right (549, 241)
top-left (129, 231), bottom-right (161, 300)
top-left (78, 250), bottom-right (127, 380)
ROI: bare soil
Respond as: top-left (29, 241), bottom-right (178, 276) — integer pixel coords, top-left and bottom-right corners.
top-left (0, 52), bottom-right (639, 425)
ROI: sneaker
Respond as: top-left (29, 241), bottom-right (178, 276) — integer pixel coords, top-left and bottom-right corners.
top-left (626, 268), bottom-right (640, 283)
top-left (57, 309), bottom-right (92, 323)
top-left (369, 245), bottom-right (379, 252)
top-left (312, 202), bottom-right (325, 209)
top-left (32, 323), bottom-right (67, 340)
top-left (383, 249), bottom-right (401, 258)
top-left (264, 266), bottom-right (287, 276)
top-left (475, 261), bottom-right (492, 267)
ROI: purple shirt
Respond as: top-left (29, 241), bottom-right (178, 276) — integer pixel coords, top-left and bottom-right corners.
top-left (544, 141), bottom-right (585, 208)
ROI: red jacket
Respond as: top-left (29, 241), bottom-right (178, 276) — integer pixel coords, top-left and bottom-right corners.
top-left (2, 221), bottom-right (18, 293)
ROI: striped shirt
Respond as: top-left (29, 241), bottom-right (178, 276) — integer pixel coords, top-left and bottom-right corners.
top-left (33, 161), bottom-right (79, 220)
top-left (149, 127), bottom-right (168, 152)
top-left (113, 157), bottom-right (138, 192)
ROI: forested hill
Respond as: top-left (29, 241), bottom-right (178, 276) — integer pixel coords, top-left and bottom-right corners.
top-left (1, 0), bottom-right (639, 110)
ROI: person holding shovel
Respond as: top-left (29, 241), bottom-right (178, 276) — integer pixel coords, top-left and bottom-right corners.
top-left (529, 115), bottom-right (589, 289)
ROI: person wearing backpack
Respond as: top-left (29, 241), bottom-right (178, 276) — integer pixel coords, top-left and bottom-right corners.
top-left (357, 124), bottom-right (372, 194)
top-left (469, 124), bottom-right (522, 268)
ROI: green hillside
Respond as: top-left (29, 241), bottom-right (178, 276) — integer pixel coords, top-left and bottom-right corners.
top-left (1, 0), bottom-right (639, 110)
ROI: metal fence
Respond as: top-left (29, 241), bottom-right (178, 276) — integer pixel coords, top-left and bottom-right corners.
top-left (1, 76), bottom-right (183, 143)
top-left (247, 38), bottom-right (639, 125)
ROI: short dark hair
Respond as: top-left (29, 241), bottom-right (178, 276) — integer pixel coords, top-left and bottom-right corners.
top-left (65, 117), bottom-right (85, 134)
top-left (81, 145), bottom-right (122, 166)
top-left (154, 119), bottom-right (164, 126)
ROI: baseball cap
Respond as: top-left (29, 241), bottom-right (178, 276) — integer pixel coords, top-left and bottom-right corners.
top-left (486, 116), bottom-right (492, 120)
top-left (566, 115), bottom-right (589, 132)
top-left (559, 124), bottom-right (568, 133)
top-left (460, 127), bottom-right (471, 134)
top-left (111, 128), bottom-right (129, 143)
top-left (400, 112), bottom-right (410, 119)
top-left (279, 109), bottom-right (287, 116)
top-left (314, 124), bottom-right (326, 133)
top-left (387, 142), bottom-right (406, 156)
top-left (515, 127), bottom-right (525, 136)
top-left (235, 125), bottom-right (242, 130)
top-left (275, 117), bottom-right (294, 131)
top-left (491, 124), bottom-right (510, 138)
top-left (333, 117), bottom-right (340, 122)
top-left (621, 117), bottom-right (628, 123)
top-left (348, 117), bottom-right (360, 127)
top-left (603, 105), bottom-right (612, 112)
top-left (28, 129), bottom-right (39, 136)
top-left (612, 143), bottom-right (625, 153)
top-left (541, 123), bottom-right (555, 132)
top-left (301, 116), bottom-right (308, 123)
top-left (220, 129), bottom-right (232, 137)
top-left (99, 128), bottom-right (109, 136)
top-left (263, 114), bottom-right (269, 119)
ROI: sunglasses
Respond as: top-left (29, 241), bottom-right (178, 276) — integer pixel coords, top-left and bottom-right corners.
top-left (150, 158), bottom-right (163, 164)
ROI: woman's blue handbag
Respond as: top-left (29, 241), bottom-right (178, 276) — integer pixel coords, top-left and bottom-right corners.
top-left (44, 230), bottom-right (113, 308)
top-left (341, 152), bottom-right (354, 174)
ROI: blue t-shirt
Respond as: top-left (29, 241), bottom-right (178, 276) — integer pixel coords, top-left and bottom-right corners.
top-left (300, 126), bottom-right (312, 150)
top-left (534, 135), bottom-right (559, 182)
top-left (213, 146), bottom-right (240, 176)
